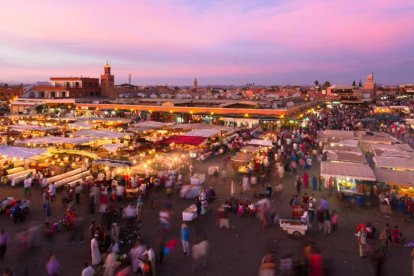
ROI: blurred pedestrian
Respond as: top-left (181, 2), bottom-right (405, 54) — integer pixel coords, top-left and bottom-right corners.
top-left (81, 263), bottom-right (95, 276)
top-left (295, 176), bottom-right (302, 195)
top-left (331, 210), bottom-right (338, 232)
top-left (392, 225), bottom-right (401, 245)
top-left (45, 255), bottom-right (61, 276)
top-left (0, 229), bottom-right (8, 261)
top-left (103, 251), bottom-right (119, 276)
top-left (312, 175), bottom-right (318, 191)
top-left (192, 238), bottom-right (209, 272)
top-left (144, 244), bottom-right (156, 276)
top-left (357, 227), bottom-right (367, 258)
top-left (411, 247), bottom-right (414, 276)
top-left (258, 252), bottom-right (276, 276)
top-left (181, 223), bottom-right (190, 255)
top-left (91, 234), bottom-right (101, 266)
top-left (75, 183), bottom-right (82, 204)
top-left (371, 249), bottom-right (385, 276)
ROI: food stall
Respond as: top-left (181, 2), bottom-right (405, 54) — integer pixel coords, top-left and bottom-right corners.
top-left (374, 168), bottom-right (414, 198)
top-left (320, 161), bottom-right (376, 206)
top-left (0, 146), bottom-right (48, 186)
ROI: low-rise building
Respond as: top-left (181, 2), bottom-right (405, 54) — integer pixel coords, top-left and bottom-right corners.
top-left (0, 84), bottom-right (23, 101)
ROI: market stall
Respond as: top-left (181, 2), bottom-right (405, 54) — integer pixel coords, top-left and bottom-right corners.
top-left (373, 156), bottom-right (414, 171)
top-left (320, 161), bottom-right (376, 206)
top-left (374, 168), bottom-right (414, 198)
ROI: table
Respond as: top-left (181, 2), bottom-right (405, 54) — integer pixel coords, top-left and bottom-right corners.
top-left (182, 204), bottom-right (198, 221)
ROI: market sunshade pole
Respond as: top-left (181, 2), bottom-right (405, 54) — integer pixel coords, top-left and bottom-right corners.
top-left (231, 180), bottom-right (235, 196)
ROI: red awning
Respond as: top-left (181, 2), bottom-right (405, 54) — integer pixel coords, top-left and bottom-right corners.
top-left (161, 135), bottom-right (207, 146)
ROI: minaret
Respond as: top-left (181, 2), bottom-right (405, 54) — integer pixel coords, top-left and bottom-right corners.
top-left (101, 62), bottom-right (115, 98)
top-left (193, 78), bottom-right (198, 89)
top-left (363, 72), bottom-right (376, 100)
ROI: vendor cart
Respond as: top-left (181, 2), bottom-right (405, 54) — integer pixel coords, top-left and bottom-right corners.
top-left (279, 219), bottom-right (308, 238)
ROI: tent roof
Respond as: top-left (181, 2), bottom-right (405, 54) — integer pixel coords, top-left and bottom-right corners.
top-left (0, 146), bottom-right (47, 159)
top-left (167, 123), bottom-right (234, 132)
top-left (161, 135), bottom-right (207, 146)
top-left (16, 136), bottom-right (98, 145)
top-left (318, 130), bottom-right (356, 140)
top-left (185, 129), bottom-right (220, 138)
top-left (102, 143), bottom-right (125, 153)
top-left (320, 161), bottom-right (375, 181)
top-left (231, 152), bottom-right (253, 163)
top-left (10, 125), bottom-right (57, 132)
top-left (357, 131), bottom-right (398, 144)
top-left (374, 168), bottom-right (414, 187)
top-left (72, 129), bottom-right (131, 139)
top-left (47, 148), bottom-right (100, 160)
top-left (247, 139), bottom-right (273, 147)
top-left (374, 156), bottom-right (414, 170)
top-left (323, 145), bottom-right (362, 154)
top-left (129, 121), bottom-right (173, 132)
top-left (326, 151), bottom-right (367, 163)
top-left (370, 143), bottom-right (414, 158)
top-left (337, 139), bottom-right (359, 147)
top-left (93, 159), bottom-right (132, 167)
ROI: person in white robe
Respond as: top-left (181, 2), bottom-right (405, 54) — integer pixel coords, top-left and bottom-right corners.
top-left (91, 235), bottom-right (101, 265)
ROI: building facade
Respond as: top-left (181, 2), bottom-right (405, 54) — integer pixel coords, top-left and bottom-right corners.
top-left (25, 77), bottom-right (100, 99)
top-left (0, 84), bottom-right (23, 101)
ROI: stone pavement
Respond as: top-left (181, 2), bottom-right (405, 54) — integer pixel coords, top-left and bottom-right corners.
top-left (0, 155), bottom-right (413, 276)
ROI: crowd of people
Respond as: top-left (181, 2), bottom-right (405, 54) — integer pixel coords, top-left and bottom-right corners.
top-left (1, 102), bottom-right (414, 275)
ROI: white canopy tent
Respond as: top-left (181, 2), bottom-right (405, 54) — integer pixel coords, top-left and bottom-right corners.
top-left (337, 139), bottom-right (359, 147)
top-left (326, 151), bottom-right (367, 164)
top-left (370, 143), bottom-right (414, 159)
top-left (72, 129), bottom-right (132, 139)
top-left (10, 125), bottom-right (58, 132)
top-left (185, 129), bottom-right (221, 138)
top-left (168, 124), bottom-right (235, 132)
top-left (67, 121), bottom-right (94, 130)
top-left (102, 143), bottom-right (125, 153)
top-left (318, 130), bottom-right (356, 142)
top-left (323, 145), bottom-right (363, 155)
top-left (320, 161), bottom-right (375, 181)
top-left (374, 168), bottom-right (414, 187)
top-left (16, 136), bottom-right (98, 146)
top-left (0, 146), bottom-right (47, 160)
top-left (247, 139), bottom-right (272, 147)
top-left (373, 156), bottom-right (414, 171)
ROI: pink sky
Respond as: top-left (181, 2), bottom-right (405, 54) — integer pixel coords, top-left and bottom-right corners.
top-left (0, 0), bottom-right (413, 85)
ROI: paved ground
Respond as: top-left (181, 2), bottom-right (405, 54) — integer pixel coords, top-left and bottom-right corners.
top-left (0, 155), bottom-right (413, 276)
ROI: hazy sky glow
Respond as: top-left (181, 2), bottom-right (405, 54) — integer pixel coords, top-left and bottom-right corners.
top-left (1, 0), bottom-right (414, 85)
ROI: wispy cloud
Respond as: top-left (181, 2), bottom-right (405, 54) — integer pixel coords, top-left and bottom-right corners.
top-left (0, 0), bottom-right (413, 84)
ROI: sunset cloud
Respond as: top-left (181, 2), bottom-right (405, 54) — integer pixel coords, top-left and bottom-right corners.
top-left (0, 0), bottom-right (413, 85)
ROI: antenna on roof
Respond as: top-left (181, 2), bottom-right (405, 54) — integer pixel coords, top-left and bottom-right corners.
top-left (129, 74), bottom-right (131, 85)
